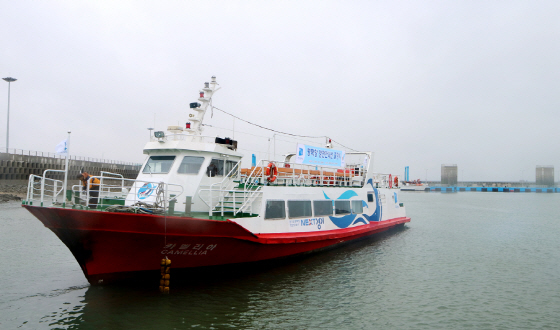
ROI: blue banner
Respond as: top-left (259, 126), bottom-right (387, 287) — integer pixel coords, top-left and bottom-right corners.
top-left (295, 144), bottom-right (345, 167)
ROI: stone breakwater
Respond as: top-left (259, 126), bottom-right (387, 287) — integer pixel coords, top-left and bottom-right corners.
top-left (0, 152), bottom-right (141, 199)
top-left (0, 151), bottom-right (141, 188)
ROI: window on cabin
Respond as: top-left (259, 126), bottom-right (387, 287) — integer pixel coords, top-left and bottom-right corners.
top-left (352, 200), bottom-right (363, 214)
top-left (367, 193), bottom-right (374, 202)
top-left (334, 200), bottom-right (351, 215)
top-left (177, 156), bottom-right (205, 174)
top-left (143, 156), bottom-right (176, 174)
top-left (314, 200), bottom-right (333, 216)
top-left (265, 200), bottom-right (286, 220)
top-left (225, 160), bottom-right (239, 177)
top-left (288, 200), bottom-right (312, 218)
top-left (206, 159), bottom-right (224, 177)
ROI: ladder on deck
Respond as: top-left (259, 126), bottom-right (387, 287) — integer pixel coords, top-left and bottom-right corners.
top-left (210, 185), bottom-right (262, 216)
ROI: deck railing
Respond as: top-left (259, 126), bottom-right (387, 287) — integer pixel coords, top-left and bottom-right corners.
top-left (241, 160), bottom-right (368, 188)
top-left (26, 171), bottom-right (66, 207)
top-left (25, 171), bottom-right (183, 214)
top-left (199, 159), bottom-right (406, 218)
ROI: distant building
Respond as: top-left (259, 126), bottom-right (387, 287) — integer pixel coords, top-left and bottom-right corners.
top-left (536, 166), bottom-right (554, 186)
top-left (441, 164), bottom-right (458, 186)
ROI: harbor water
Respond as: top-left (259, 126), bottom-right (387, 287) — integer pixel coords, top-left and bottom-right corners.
top-left (1, 192), bottom-right (560, 329)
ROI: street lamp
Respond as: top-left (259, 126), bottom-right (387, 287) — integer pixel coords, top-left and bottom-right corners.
top-left (3, 77), bottom-right (17, 153)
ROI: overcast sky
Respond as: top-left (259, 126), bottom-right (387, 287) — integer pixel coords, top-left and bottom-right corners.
top-left (1, 1), bottom-right (559, 182)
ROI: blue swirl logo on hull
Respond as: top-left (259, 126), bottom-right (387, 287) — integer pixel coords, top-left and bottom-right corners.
top-left (138, 183), bottom-right (155, 200)
top-left (323, 178), bottom-right (382, 228)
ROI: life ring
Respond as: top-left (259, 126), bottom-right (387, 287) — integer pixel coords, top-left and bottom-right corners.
top-left (388, 174), bottom-right (393, 188)
top-left (265, 162), bottom-right (278, 183)
top-left (394, 176), bottom-right (399, 187)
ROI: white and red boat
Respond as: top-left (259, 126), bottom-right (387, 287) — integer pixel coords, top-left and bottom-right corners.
top-left (401, 180), bottom-right (429, 191)
top-left (23, 77), bottom-right (410, 284)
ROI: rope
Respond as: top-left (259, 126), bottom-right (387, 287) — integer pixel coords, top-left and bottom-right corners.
top-left (209, 106), bottom-right (359, 152)
top-left (105, 202), bottom-right (165, 214)
top-left (212, 106), bottom-right (324, 138)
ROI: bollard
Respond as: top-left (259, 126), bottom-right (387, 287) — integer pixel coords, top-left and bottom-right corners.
top-left (168, 195), bottom-right (176, 215)
top-left (184, 196), bottom-right (192, 216)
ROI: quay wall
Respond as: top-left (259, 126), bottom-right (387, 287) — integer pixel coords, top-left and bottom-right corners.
top-left (429, 186), bottom-right (559, 193)
top-left (0, 152), bottom-right (142, 191)
top-left (424, 181), bottom-right (559, 193)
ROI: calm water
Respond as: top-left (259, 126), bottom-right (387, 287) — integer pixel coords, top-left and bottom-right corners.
top-left (1, 192), bottom-right (560, 329)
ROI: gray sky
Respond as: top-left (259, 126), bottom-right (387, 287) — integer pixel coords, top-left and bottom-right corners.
top-left (1, 1), bottom-right (559, 182)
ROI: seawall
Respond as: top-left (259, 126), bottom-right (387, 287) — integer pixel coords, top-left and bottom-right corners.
top-left (0, 151), bottom-right (141, 193)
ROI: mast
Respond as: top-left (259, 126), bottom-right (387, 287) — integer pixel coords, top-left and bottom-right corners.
top-left (187, 76), bottom-right (220, 136)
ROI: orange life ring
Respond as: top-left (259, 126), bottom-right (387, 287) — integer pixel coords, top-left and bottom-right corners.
top-left (265, 162), bottom-right (278, 182)
top-left (389, 174), bottom-right (393, 188)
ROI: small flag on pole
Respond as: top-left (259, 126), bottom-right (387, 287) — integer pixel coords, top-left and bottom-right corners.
top-left (55, 139), bottom-right (68, 154)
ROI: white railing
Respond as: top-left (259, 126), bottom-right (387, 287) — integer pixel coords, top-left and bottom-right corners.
top-left (198, 159), bottom-right (265, 217)
top-left (99, 171), bottom-right (127, 198)
top-left (26, 171), bottom-right (184, 214)
top-left (242, 160), bottom-right (368, 188)
top-left (71, 175), bottom-right (184, 214)
top-left (150, 134), bottom-right (218, 144)
top-left (370, 173), bottom-right (404, 189)
top-left (26, 171), bottom-right (66, 207)
top-left (199, 160), bottom-right (246, 216)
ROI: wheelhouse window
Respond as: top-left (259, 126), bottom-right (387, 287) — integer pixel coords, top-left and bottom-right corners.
top-left (314, 200), bottom-right (333, 216)
top-left (288, 200), bottom-right (312, 219)
top-left (265, 200), bottom-right (286, 220)
top-left (143, 156), bottom-right (176, 174)
top-left (177, 156), bottom-right (205, 174)
top-left (225, 160), bottom-right (239, 177)
top-left (206, 159), bottom-right (224, 177)
top-left (334, 200), bottom-right (351, 215)
top-left (352, 200), bottom-right (363, 214)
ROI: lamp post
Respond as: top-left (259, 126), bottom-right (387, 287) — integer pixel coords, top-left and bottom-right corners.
top-left (3, 77), bottom-right (17, 153)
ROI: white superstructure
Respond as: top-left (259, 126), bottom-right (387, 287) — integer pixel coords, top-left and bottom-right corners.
top-left (122, 76), bottom-right (406, 236)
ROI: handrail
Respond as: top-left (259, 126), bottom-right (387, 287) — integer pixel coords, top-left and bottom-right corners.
top-left (149, 134), bottom-right (225, 144)
top-left (232, 160), bottom-right (270, 215)
top-left (26, 173), bottom-right (64, 207)
top-left (99, 171), bottom-right (126, 198)
top-left (41, 169), bottom-right (66, 206)
top-left (82, 175), bottom-right (184, 210)
top-left (207, 160), bottom-right (242, 216)
top-left (241, 160), bottom-right (366, 187)
top-left (26, 171), bottom-right (183, 213)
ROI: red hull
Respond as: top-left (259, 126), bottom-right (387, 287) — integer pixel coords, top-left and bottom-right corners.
top-left (23, 205), bottom-right (410, 284)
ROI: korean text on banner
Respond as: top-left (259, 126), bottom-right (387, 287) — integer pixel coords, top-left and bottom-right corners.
top-left (294, 144), bottom-right (345, 167)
